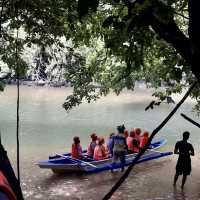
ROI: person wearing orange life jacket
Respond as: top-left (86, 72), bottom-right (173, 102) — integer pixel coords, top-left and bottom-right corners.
top-left (93, 137), bottom-right (109, 160)
top-left (140, 131), bottom-right (149, 148)
top-left (87, 133), bottom-right (97, 157)
top-left (0, 171), bottom-right (16, 200)
top-left (71, 136), bottom-right (83, 159)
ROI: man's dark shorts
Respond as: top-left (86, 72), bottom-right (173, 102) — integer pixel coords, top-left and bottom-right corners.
top-left (176, 157), bottom-right (191, 175)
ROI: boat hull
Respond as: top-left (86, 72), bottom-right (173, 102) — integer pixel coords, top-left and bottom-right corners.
top-left (37, 139), bottom-right (172, 174)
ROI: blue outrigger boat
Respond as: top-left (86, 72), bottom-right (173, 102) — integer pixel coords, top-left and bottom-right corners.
top-left (37, 139), bottom-right (172, 174)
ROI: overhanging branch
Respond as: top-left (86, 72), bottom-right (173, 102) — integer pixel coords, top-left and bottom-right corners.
top-left (151, 18), bottom-right (192, 64)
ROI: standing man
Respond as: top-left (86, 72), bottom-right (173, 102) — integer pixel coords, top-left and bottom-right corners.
top-left (173, 131), bottom-right (194, 189)
top-left (111, 125), bottom-right (128, 172)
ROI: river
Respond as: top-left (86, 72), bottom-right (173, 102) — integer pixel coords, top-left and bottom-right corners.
top-left (0, 85), bottom-right (200, 200)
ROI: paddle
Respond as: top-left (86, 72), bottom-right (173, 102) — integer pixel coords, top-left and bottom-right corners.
top-left (56, 154), bottom-right (97, 168)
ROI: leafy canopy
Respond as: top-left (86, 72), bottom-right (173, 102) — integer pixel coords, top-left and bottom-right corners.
top-left (1, 0), bottom-right (200, 112)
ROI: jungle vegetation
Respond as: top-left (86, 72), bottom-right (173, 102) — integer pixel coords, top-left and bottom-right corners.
top-left (0, 0), bottom-right (199, 113)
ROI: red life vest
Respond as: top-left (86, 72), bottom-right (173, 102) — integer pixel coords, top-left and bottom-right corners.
top-left (124, 130), bottom-right (129, 138)
top-left (126, 136), bottom-right (133, 150)
top-left (140, 136), bottom-right (149, 148)
top-left (0, 171), bottom-right (16, 200)
top-left (71, 144), bottom-right (82, 159)
top-left (135, 134), bottom-right (141, 143)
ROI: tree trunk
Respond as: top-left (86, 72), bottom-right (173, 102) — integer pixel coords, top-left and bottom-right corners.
top-left (188, 0), bottom-right (200, 81)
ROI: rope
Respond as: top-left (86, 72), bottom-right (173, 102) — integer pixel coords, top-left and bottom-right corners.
top-left (16, 50), bottom-right (20, 183)
top-left (102, 81), bottom-right (198, 200)
top-left (15, 18), bottom-right (21, 184)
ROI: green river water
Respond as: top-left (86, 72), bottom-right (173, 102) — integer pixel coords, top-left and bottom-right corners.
top-left (0, 85), bottom-right (200, 200)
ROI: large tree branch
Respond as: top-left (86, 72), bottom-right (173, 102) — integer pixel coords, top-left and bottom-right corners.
top-left (151, 14), bottom-right (200, 82)
top-left (150, 0), bottom-right (200, 82)
top-left (151, 18), bottom-right (192, 64)
top-left (188, 0), bottom-right (200, 81)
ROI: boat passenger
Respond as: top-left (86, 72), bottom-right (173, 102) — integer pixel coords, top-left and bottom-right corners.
top-left (71, 136), bottom-right (83, 159)
top-left (106, 133), bottom-right (115, 155)
top-left (126, 130), bottom-right (135, 153)
top-left (87, 133), bottom-right (98, 157)
top-left (127, 130), bottom-right (140, 153)
top-left (112, 125), bottom-right (128, 172)
top-left (135, 128), bottom-right (142, 143)
top-left (132, 138), bottom-right (140, 153)
top-left (140, 131), bottom-right (149, 148)
top-left (124, 130), bottom-right (129, 138)
top-left (94, 137), bottom-right (109, 160)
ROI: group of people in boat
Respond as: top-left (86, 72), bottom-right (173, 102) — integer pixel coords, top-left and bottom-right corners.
top-left (71, 125), bottom-right (149, 170)
top-left (71, 129), bottom-right (195, 188)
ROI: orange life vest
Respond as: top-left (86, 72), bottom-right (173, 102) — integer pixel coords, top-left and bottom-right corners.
top-left (126, 136), bottom-right (140, 153)
top-left (0, 171), bottom-right (16, 200)
top-left (93, 145), bottom-right (107, 160)
top-left (71, 144), bottom-right (82, 159)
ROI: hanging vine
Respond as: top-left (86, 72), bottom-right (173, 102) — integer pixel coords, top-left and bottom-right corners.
top-left (15, 26), bottom-right (20, 184)
top-left (0, 0), bottom-right (24, 199)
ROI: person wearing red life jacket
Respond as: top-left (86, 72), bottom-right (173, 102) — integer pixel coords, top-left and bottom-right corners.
top-left (127, 130), bottom-right (140, 153)
top-left (93, 137), bottom-right (109, 160)
top-left (0, 171), bottom-right (16, 200)
top-left (132, 138), bottom-right (140, 153)
top-left (87, 133), bottom-right (98, 157)
top-left (140, 131), bottom-right (149, 148)
top-left (134, 128), bottom-right (142, 143)
top-left (124, 130), bottom-right (129, 138)
top-left (71, 136), bottom-right (83, 159)
top-left (126, 130), bottom-right (134, 152)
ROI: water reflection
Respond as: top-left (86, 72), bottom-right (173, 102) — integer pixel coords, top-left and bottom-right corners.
top-left (173, 187), bottom-right (187, 200)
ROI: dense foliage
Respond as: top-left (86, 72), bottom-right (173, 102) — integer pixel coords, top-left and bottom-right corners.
top-left (0, 0), bottom-right (200, 112)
